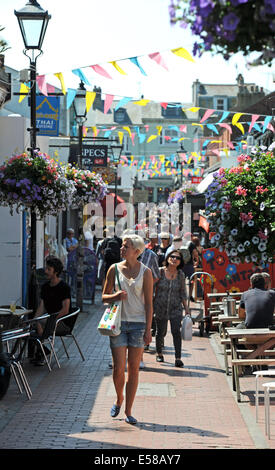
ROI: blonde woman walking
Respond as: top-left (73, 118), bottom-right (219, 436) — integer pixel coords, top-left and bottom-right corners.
top-left (102, 234), bottom-right (153, 425)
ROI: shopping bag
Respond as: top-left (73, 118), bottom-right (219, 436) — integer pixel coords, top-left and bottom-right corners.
top-left (98, 264), bottom-right (122, 337)
top-left (181, 315), bottom-right (193, 341)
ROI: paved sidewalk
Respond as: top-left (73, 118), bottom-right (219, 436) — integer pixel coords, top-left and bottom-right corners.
top-left (0, 286), bottom-right (273, 450)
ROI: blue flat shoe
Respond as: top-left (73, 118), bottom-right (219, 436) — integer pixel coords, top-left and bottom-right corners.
top-left (110, 404), bottom-right (121, 417)
top-left (125, 415), bottom-right (137, 425)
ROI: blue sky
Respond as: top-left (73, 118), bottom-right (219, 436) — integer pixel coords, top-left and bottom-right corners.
top-left (1, 0), bottom-right (274, 103)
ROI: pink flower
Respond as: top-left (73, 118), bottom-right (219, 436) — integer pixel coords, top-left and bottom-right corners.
top-left (256, 185), bottom-right (268, 194)
top-left (240, 212), bottom-right (253, 223)
top-left (220, 177), bottom-right (228, 187)
top-left (258, 230), bottom-right (268, 240)
top-left (235, 185), bottom-right (247, 196)
top-left (223, 201), bottom-right (232, 211)
top-left (218, 167), bottom-right (225, 176)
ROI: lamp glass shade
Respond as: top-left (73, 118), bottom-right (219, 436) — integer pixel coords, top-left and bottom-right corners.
top-left (111, 145), bottom-right (123, 163)
top-left (15, 1), bottom-right (51, 50)
top-left (74, 83), bottom-right (87, 119)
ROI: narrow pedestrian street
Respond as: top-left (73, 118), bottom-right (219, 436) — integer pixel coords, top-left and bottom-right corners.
top-left (0, 286), bottom-right (273, 453)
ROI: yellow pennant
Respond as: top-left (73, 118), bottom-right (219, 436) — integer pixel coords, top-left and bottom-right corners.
top-left (91, 126), bottom-right (98, 137)
top-left (147, 135), bottom-right (157, 143)
top-left (54, 72), bottom-right (66, 94)
top-left (159, 154), bottom-right (165, 163)
top-left (134, 99), bottom-right (150, 106)
top-left (123, 126), bottom-right (132, 138)
top-left (232, 113), bottom-right (245, 134)
top-left (171, 47), bottom-right (195, 63)
top-left (188, 107), bottom-right (200, 112)
top-left (109, 61), bottom-right (127, 75)
top-left (192, 122), bottom-right (203, 129)
top-left (19, 83), bottom-right (29, 103)
top-left (156, 125), bottom-right (162, 135)
top-left (118, 131), bottom-right (124, 145)
top-left (86, 91), bottom-right (96, 112)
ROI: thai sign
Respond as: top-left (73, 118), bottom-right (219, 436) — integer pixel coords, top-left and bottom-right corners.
top-left (36, 96), bottom-right (60, 136)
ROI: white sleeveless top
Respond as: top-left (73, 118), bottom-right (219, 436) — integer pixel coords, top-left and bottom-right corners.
top-left (115, 262), bottom-right (147, 322)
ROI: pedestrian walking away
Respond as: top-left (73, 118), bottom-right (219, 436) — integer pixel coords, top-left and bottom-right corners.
top-left (154, 249), bottom-right (190, 367)
top-left (102, 233), bottom-right (153, 425)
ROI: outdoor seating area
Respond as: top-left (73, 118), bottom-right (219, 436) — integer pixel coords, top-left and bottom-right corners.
top-left (0, 306), bottom-right (84, 401)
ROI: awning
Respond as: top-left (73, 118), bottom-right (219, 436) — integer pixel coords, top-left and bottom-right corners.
top-left (196, 172), bottom-right (215, 194)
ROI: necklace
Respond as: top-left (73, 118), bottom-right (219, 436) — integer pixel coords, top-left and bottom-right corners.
top-left (165, 268), bottom-right (177, 280)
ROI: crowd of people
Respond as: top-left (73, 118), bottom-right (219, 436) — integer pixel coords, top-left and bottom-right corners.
top-left (32, 224), bottom-right (274, 426)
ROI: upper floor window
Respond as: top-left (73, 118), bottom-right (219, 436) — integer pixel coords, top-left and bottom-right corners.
top-left (213, 96), bottom-right (228, 111)
top-left (160, 128), bottom-right (179, 145)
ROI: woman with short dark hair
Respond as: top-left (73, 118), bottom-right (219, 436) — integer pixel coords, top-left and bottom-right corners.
top-left (153, 250), bottom-right (190, 367)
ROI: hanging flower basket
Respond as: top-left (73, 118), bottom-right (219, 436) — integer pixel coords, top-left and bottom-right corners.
top-left (0, 152), bottom-right (76, 218)
top-left (167, 185), bottom-right (199, 205)
top-left (169, 0), bottom-right (275, 65)
top-left (64, 164), bottom-right (108, 208)
top-left (205, 147), bottom-right (275, 265)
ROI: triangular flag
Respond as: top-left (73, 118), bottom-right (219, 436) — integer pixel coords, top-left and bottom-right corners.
top-left (130, 57), bottom-right (147, 76)
top-left (86, 91), bottom-right (96, 112)
top-left (148, 52), bottom-right (169, 71)
top-left (180, 125), bottom-right (187, 133)
top-left (118, 131), bottom-right (124, 145)
top-left (91, 126), bottom-right (98, 137)
top-left (171, 47), bottom-right (195, 63)
top-left (192, 123), bottom-right (203, 130)
top-left (227, 141), bottom-right (235, 149)
top-left (54, 72), bottom-right (66, 94)
top-left (109, 61), bottom-right (127, 75)
top-left (218, 123), bottom-right (232, 134)
top-left (47, 83), bottom-right (55, 94)
top-left (147, 135), bottom-right (158, 143)
top-left (123, 126), bottom-right (132, 138)
top-left (18, 83), bottom-right (29, 103)
top-left (90, 64), bottom-right (112, 80)
top-left (160, 102), bottom-right (168, 109)
top-left (200, 109), bottom-right (215, 123)
top-left (206, 124), bottom-right (219, 134)
top-left (36, 75), bottom-right (48, 96)
top-left (104, 94), bottom-right (114, 114)
top-left (218, 111), bottom-right (230, 123)
top-left (262, 116), bottom-right (272, 132)
top-left (248, 114), bottom-right (260, 133)
top-left (66, 88), bottom-right (77, 109)
top-left (72, 68), bottom-right (91, 85)
top-left (232, 113), bottom-right (244, 134)
top-left (115, 97), bottom-right (132, 110)
top-left (156, 125), bottom-right (162, 135)
top-left (134, 99), bottom-right (150, 106)
top-left (267, 122), bottom-right (275, 133)
top-left (187, 107), bottom-right (200, 112)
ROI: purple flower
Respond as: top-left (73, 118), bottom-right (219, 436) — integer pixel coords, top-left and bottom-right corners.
top-left (230, 0), bottom-right (249, 5)
top-left (265, 0), bottom-right (275, 14)
top-left (223, 12), bottom-right (240, 31)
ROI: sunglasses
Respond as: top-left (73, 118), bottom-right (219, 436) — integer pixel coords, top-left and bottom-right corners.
top-left (169, 255), bottom-right (181, 260)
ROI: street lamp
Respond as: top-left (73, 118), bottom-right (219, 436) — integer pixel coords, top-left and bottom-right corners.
top-left (73, 81), bottom-right (87, 168)
top-left (73, 81), bottom-right (87, 311)
top-left (111, 143), bottom-right (123, 225)
top-left (15, 0), bottom-right (51, 310)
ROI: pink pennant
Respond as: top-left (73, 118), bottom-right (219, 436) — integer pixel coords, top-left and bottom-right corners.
top-left (91, 64), bottom-right (112, 79)
top-left (193, 138), bottom-right (199, 143)
top-left (267, 123), bottom-right (275, 132)
top-left (218, 123), bottom-right (232, 134)
top-left (131, 132), bottom-right (135, 146)
top-left (148, 52), bottom-right (169, 71)
top-left (36, 75), bottom-right (48, 96)
top-left (248, 114), bottom-right (260, 133)
top-left (104, 94), bottom-right (114, 114)
top-left (161, 102), bottom-right (168, 109)
top-left (47, 83), bottom-right (55, 94)
top-left (200, 109), bottom-right (214, 123)
top-left (145, 162), bottom-right (150, 169)
top-left (164, 136), bottom-right (171, 141)
top-left (180, 125), bottom-right (187, 133)
top-left (227, 141), bottom-right (235, 149)
top-left (144, 125), bottom-right (149, 132)
top-left (212, 149), bottom-right (220, 156)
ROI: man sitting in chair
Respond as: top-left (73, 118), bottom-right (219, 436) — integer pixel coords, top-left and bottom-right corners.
top-left (31, 256), bottom-right (72, 365)
top-left (237, 273), bottom-right (275, 329)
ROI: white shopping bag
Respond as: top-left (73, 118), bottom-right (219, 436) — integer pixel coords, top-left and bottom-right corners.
top-left (181, 315), bottom-right (193, 341)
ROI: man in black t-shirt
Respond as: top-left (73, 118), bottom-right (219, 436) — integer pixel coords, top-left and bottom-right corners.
top-left (238, 273), bottom-right (275, 328)
top-left (32, 257), bottom-right (72, 365)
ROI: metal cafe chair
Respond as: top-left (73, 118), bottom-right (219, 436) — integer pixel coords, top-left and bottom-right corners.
top-left (23, 313), bottom-right (61, 371)
top-left (1, 326), bottom-right (32, 400)
top-left (51, 308), bottom-right (85, 363)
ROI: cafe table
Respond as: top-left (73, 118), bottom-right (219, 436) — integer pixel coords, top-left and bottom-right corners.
top-left (0, 307), bottom-right (32, 331)
top-left (226, 327), bottom-right (275, 402)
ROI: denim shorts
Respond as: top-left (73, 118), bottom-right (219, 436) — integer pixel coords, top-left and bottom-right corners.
top-left (110, 321), bottom-right (146, 349)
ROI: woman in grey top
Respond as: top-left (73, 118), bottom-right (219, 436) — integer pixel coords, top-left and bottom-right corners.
top-left (154, 249), bottom-right (190, 367)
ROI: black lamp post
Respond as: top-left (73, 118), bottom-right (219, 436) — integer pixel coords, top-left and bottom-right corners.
top-left (15, 0), bottom-right (51, 310)
top-left (73, 81), bottom-right (87, 311)
top-left (111, 143), bottom-right (123, 226)
top-left (176, 143), bottom-right (187, 189)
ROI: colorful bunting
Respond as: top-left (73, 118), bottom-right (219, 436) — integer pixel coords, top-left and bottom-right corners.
top-left (18, 83), bottom-right (29, 103)
top-left (171, 47), bottom-right (195, 63)
top-left (148, 52), bottom-right (169, 71)
top-left (72, 68), bottom-right (91, 85)
top-left (200, 109), bottom-right (214, 123)
top-left (232, 113), bottom-right (245, 134)
top-left (36, 75), bottom-right (48, 96)
top-left (130, 57), bottom-right (147, 76)
top-left (104, 94), bottom-right (114, 114)
top-left (109, 61), bottom-right (127, 75)
top-left (54, 72), bottom-right (66, 95)
top-left (66, 88), bottom-right (77, 109)
top-left (86, 91), bottom-right (96, 112)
